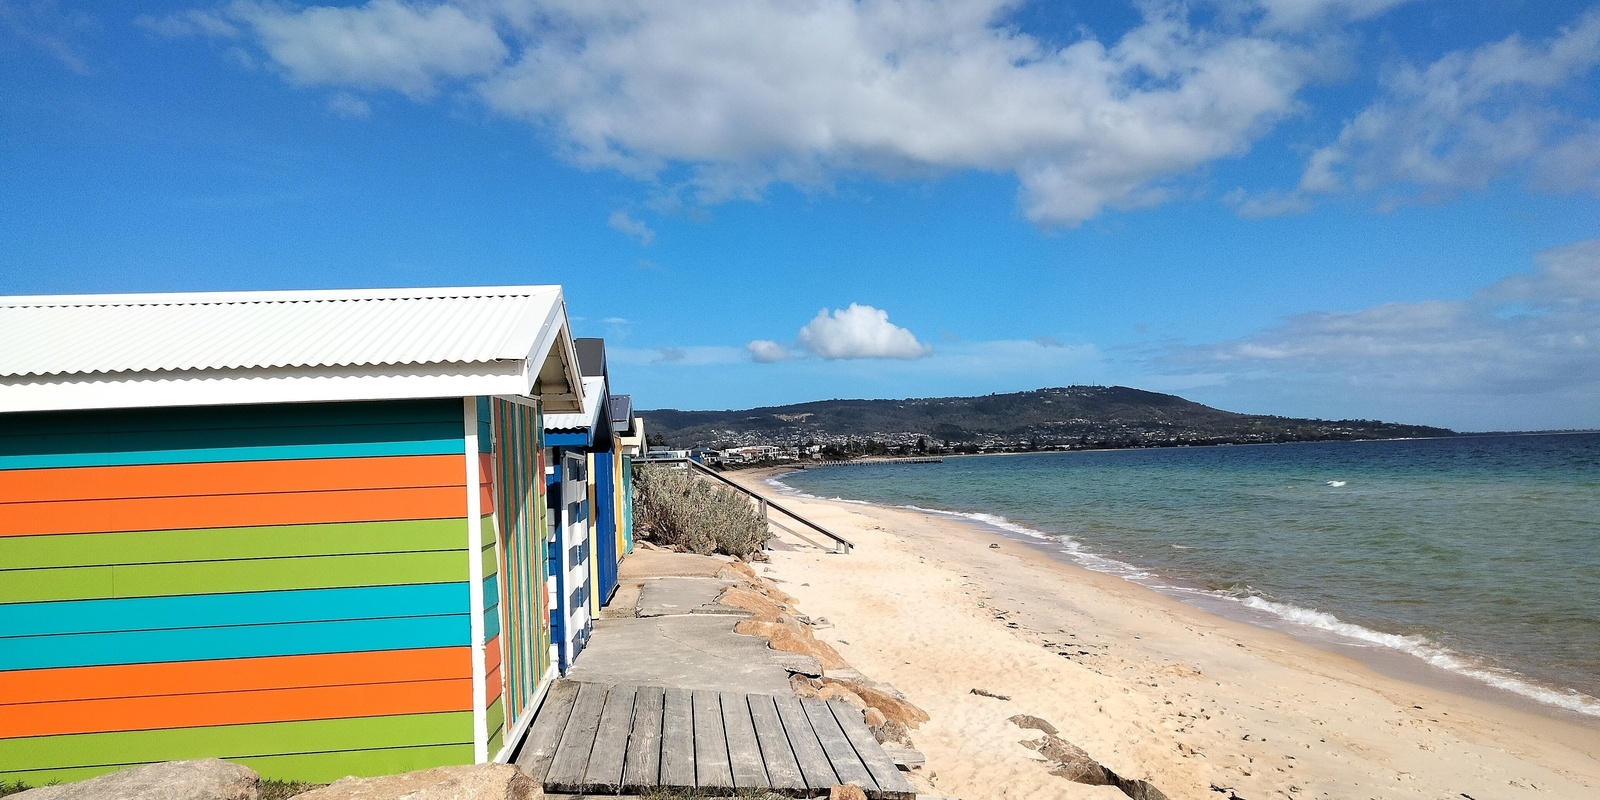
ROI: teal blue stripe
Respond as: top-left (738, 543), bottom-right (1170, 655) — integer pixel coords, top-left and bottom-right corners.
top-left (0, 584), bottom-right (470, 639)
top-left (481, 574), bottom-right (499, 611)
top-left (0, 437), bottom-right (461, 471)
top-left (483, 604), bottom-right (501, 641)
top-left (0, 615), bottom-right (471, 671)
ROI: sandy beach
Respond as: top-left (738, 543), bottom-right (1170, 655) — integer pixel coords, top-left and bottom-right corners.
top-left (728, 467), bottom-right (1600, 800)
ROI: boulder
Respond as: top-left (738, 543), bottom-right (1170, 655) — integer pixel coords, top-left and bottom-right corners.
top-left (828, 785), bottom-right (868, 800)
top-left (817, 683), bottom-right (868, 709)
top-left (717, 586), bottom-right (789, 622)
top-left (294, 765), bottom-right (538, 800)
top-left (822, 679), bottom-right (929, 729)
top-left (1008, 714), bottom-right (1060, 735)
top-left (862, 707), bottom-right (888, 727)
top-left (11, 760), bottom-right (259, 800)
top-left (870, 719), bottom-right (914, 748)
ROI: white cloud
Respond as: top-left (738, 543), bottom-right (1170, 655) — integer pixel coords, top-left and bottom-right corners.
top-left (606, 210), bottom-right (655, 246)
top-left (1297, 7), bottom-right (1600, 200)
top-left (1162, 239), bottom-right (1600, 428)
top-left (172, 0), bottom-right (1347, 226)
top-left (1250, 0), bottom-right (1414, 32)
top-left (609, 345), bottom-right (745, 367)
top-left (226, 0), bottom-right (507, 98)
top-left (327, 92), bottom-right (371, 118)
top-left (747, 340), bottom-right (791, 363)
top-left (796, 304), bottom-right (931, 360)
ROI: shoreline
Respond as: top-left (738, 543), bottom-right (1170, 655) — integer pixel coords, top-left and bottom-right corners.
top-left (757, 459), bottom-right (1600, 728)
top-left (728, 466), bottom-right (1600, 799)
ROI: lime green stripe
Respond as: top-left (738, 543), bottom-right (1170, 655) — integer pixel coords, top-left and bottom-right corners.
top-left (1, 551), bottom-right (468, 604)
top-left (480, 515), bottom-right (496, 548)
top-left (480, 542), bottom-right (497, 580)
top-left (240, 744), bottom-right (473, 783)
top-left (0, 518), bottom-right (466, 571)
top-left (0, 712), bottom-right (472, 777)
top-left (1, 745), bottom-right (473, 786)
top-left (485, 697), bottom-right (504, 738)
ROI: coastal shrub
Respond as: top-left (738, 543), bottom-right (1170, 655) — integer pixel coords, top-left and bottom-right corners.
top-left (0, 782), bottom-right (30, 798)
top-left (634, 465), bottom-right (770, 558)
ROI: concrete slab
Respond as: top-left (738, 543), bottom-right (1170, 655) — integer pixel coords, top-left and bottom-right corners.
top-left (566, 616), bottom-right (820, 695)
top-left (619, 548), bottom-right (728, 579)
top-left (636, 577), bottom-right (744, 618)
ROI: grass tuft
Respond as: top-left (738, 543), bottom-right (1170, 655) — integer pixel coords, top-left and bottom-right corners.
top-left (635, 465), bottom-right (770, 558)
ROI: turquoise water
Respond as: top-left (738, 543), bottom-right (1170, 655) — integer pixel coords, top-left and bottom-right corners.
top-left (775, 434), bottom-right (1600, 717)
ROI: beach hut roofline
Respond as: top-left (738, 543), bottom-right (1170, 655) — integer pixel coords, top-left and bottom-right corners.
top-left (0, 285), bottom-right (585, 413)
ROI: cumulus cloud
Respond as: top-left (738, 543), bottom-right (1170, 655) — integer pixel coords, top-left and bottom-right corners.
top-left (1163, 239), bottom-right (1600, 423)
top-left (746, 340), bottom-right (791, 363)
top-left (224, 0), bottom-right (507, 97)
top-left (164, 0), bottom-right (1359, 226)
top-left (796, 304), bottom-right (931, 360)
top-left (1297, 6), bottom-right (1600, 200)
top-left (1250, 0), bottom-right (1415, 31)
top-left (606, 210), bottom-right (655, 246)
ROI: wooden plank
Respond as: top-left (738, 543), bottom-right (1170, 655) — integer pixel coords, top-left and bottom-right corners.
top-left (543, 682), bottom-right (607, 793)
top-left (512, 680), bottom-right (578, 783)
top-left (691, 689), bottom-right (733, 790)
top-left (622, 685), bottom-right (665, 792)
top-left (748, 693), bottom-right (806, 791)
top-left (719, 692), bottom-right (768, 789)
top-left (774, 695), bottom-right (836, 790)
top-left (659, 686), bottom-right (696, 789)
top-left (582, 684), bottom-right (637, 793)
top-left (802, 697), bottom-right (874, 791)
top-left (829, 700), bottom-right (918, 800)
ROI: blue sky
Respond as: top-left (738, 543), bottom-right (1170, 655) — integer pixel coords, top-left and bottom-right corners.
top-left (3, 1), bottom-right (1598, 431)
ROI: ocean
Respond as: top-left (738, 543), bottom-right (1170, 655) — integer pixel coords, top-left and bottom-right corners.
top-left (773, 433), bottom-right (1600, 719)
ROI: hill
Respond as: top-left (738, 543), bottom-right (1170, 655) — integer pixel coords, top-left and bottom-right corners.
top-left (639, 386), bottom-right (1454, 454)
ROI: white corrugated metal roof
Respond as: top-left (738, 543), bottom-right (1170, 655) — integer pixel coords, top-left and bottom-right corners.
top-left (1, 286), bottom-right (564, 377)
top-left (544, 376), bottom-right (607, 433)
top-left (0, 286), bottom-right (585, 413)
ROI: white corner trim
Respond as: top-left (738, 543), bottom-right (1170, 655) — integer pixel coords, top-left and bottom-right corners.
top-left (463, 398), bottom-right (490, 763)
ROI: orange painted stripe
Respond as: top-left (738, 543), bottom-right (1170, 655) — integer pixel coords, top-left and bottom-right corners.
top-left (0, 486), bottom-right (466, 536)
top-left (485, 635), bottom-right (502, 675)
top-left (485, 665), bottom-right (503, 703)
top-left (0, 678), bottom-right (473, 739)
top-left (0, 648), bottom-right (472, 706)
top-left (0, 455), bottom-right (465, 504)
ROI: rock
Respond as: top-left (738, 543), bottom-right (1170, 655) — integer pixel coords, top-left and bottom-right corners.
top-left (735, 619), bottom-right (850, 669)
top-left (1008, 714), bottom-right (1060, 735)
top-left (791, 674), bottom-right (824, 698)
top-left (862, 707), bottom-right (888, 727)
top-left (817, 683), bottom-right (869, 709)
top-left (717, 586), bottom-right (790, 621)
top-left (828, 784), bottom-right (867, 800)
top-left (871, 719), bottom-right (914, 748)
top-left (12, 760), bottom-right (259, 800)
top-left (821, 679), bottom-right (929, 729)
top-left (295, 765), bottom-right (538, 800)
top-left (969, 687), bottom-right (1010, 701)
top-left (989, 543), bottom-right (1001, 549)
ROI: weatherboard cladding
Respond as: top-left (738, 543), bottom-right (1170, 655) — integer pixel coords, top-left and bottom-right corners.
top-left (0, 398), bottom-right (553, 784)
top-left (0, 287), bottom-right (564, 378)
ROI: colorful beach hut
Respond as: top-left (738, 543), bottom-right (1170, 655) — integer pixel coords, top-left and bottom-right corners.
top-left (0, 286), bottom-right (584, 785)
top-left (611, 395), bottom-right (642, 555)
top-left (539, 372), bottom-right (609, 673)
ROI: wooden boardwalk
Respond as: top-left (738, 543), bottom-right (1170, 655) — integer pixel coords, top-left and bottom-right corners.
top-left (514, 680), bottom-right (916, 799)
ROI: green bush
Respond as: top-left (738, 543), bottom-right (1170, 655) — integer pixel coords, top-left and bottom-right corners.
top-left (634, 465), bottom-right (770, 559)
top-left (0, 782), bottom-right (30, 798)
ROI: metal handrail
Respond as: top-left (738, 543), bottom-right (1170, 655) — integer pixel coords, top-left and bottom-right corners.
top-left (637, 458), bottom-right (855, 554)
